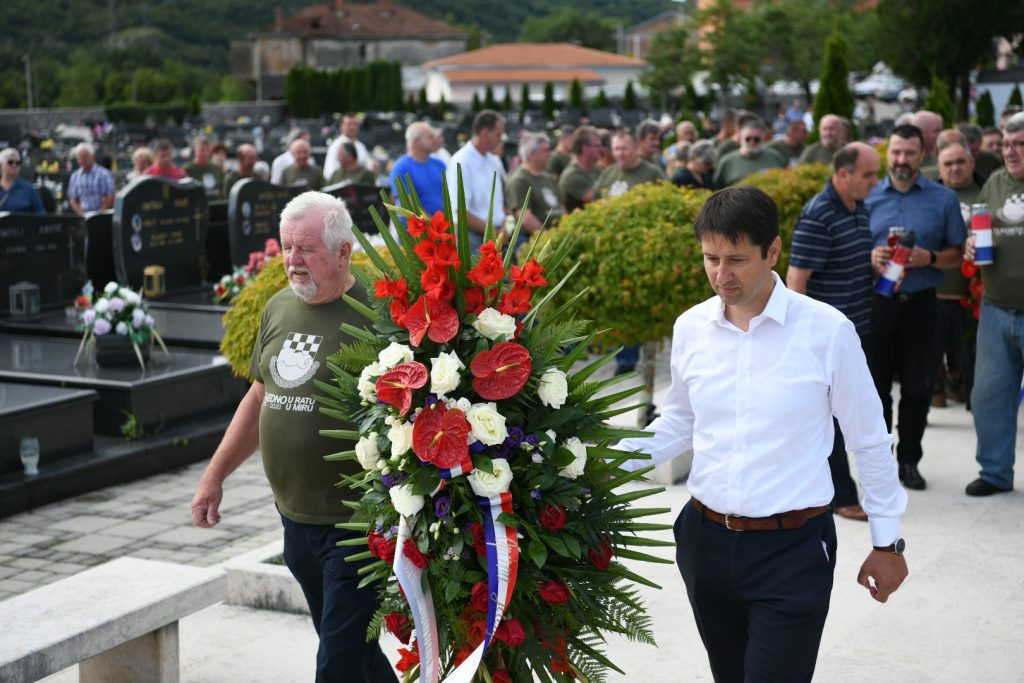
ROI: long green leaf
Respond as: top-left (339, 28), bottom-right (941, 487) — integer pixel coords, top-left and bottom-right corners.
top-left (607, 564), bottom-right (662, 590)
top-left (613, 548), bottom-right (675, 564)
top-left (521, 261), bottom-right (581, 326)
top-left (350, 226), bottom-right (394, 278)
top-left (339, 323), bottom-right (378, 343)
top-left (342, 293), bottom-right (378, 321)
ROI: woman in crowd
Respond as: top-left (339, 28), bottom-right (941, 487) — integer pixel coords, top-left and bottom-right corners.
top-left (671, 140), bottom-right (717, 190)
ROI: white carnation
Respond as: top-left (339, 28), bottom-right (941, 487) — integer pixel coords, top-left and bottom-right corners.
top-left (445, 396), bottom-right (473, 413)
top-left (358, 361), bottom-right (383, 402)
top-left (468, 458), bottom-right (513, 497)
top-left (355, 433), bottom-right (380, 470)
top-left (389, 485), bottom-right (425, 517)
top-left (466, 402), bottom-right (508, 446)
top-left (537, 368), bottom-right (569, 409)
top-left (430, 350), bottom-right (465, 396)
top-left (124, 290), bottom-right (142, 306)
top-left (559, 437), bottom-right (588, 479)
top-left (471, 308), bottom-right (517, 340)
top-left (378, 342), bottom-right (414, 369)
top-left (388, 419), bottom-right (414, 457)
top-left (104, 281), bottom-right (119, 294)
top-left (115, 321), bottom-right (129, 335)
top-left (94, 298), bottom-right (110, 313)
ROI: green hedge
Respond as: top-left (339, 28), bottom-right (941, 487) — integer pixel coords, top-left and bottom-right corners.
top-left (104, 101), bottom-right (189, 125)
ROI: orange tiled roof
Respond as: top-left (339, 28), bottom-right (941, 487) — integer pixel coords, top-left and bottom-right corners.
top-left (423, 43), bottom-right (646, 69)
top-left (254, 1), bottom-right (464, 37)
top-left (442, 68), bottom-right (605, 84)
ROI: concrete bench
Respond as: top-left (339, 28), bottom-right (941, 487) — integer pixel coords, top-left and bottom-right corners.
top-left (0, 557), bottom-right (226, 682)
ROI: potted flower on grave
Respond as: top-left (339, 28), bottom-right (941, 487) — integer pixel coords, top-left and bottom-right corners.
top-left (213, 238), bottom-right (281, 304)
top-left (75, 281), bottom-right (168, 370)
top-left (318, 178), bottom-right (674, 682)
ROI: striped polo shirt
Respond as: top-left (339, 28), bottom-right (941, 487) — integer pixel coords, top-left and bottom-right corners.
top-left (789, 180), bottom-right (874, 336)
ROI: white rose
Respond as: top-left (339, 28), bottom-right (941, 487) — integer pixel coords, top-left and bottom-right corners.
top-left (559, 437), bottom-right (588, 479)
top-left (468, 458), bottom-right (513, 497)
top-left (94, 298), bottom-right (109, 313)
top-left (358, 361), bottom-right (383, 402)
top-left (378, 342), bottom-right (414, 370)
top-left (472, 308), bottom-right (517, 340)
top-left (430, 350), bottom-right (465, 396)
top-left (355, 432), bottom-right (380, 470)
top-left (115, 321), bottom-right (129, 335)
top-left (388, 419), bottom-right (414, 457)
top-left (466, 402), bottom-right (508, 446)
top-left (389, 485), bottom-right (425, 517)
top-left (537, 368), bottom-right (569, 409)
top-left (104, 281), bottom-right (119, 294)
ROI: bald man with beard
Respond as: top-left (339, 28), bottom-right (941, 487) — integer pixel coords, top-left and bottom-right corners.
top-left (914, 110), bottom-right (945, 180)
top-left (799, 114), bottom-right (849, 166)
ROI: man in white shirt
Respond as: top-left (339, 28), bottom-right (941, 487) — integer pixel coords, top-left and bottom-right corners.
top-left (446, 109), bottom-right (507, 253)
top-left (323, 114), bottom-right (373, 180)
top-left (619, 186), bottom-right (908, 683)
top-left (270, 129), bottom-right (308, 185)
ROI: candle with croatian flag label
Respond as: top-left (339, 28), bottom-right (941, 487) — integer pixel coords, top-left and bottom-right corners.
top-left (971, 203), bottom-right (994, 265)
top-left (875, 230), bottom-right (915, 296)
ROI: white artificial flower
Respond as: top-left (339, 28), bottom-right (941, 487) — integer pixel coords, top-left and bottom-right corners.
top-left (430, 350), bottom-right (465, 396)
top-left (115, 321), bottom-right (129, 335)
top-left (104, 281), bottom-right (119, 294)
top-left (358, 361), bottom-right (383, 402)
top-left (559, 437), bottom-right (588, 479)
top-left (124, 290), bottom-right (142, 306)
top-left (445, 397), bottom-right (473, 413)
top-left (466, 402), bottom-right (508, 446)
top-left (389, 485), bottom-right (425, 517)
top-left (94, 298), bottom-right (110, 314)
top-left (378, 342), bottom-right (414, 369)
top-left (355, 432), bottom-right (380, 470)
top-left (468, 458), bottom-right (513, 497)
top-left (388, 419), bottom-right (414, 457)
top-left (118, 287), bottom-right (131, 300)
top-left (537, 368), bottom-right (569, 409)
top-left (471, 308), bottom-right (517, 340)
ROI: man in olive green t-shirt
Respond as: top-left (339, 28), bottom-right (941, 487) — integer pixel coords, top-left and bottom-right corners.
top-left (713, 119), bottom-right (785, 187)
top-left (593, 129), bottom-right (667, 199)
top-left (327, 141), bottom-right (376, 186)
top-left (767, 119), bottom-right (808, 168)
top-left (183, 135), bottom-right (224, 199)
top-left (799, 114), bottom-right (849, 166)
top-left (191, 191), bottom-right (396, 682)
top-left (558, 126), bottom-right (603, 213)
top-left (507, 131), bottom-right (566, 234)
top-left (545, 126), bottom-right (574, 179)
top-left (965, 113), bottom-right (1024, 497)
top-left (280, 138), bottom-right (325, 190)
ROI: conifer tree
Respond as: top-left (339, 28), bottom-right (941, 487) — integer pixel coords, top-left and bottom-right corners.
top-left (809, 30), bottom-right (855, 142)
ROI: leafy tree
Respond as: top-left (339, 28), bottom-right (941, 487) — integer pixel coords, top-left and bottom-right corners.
top-left (923, 74), bottom-right (955, 126)
top-left (520, 83), bottom-right (531, 113)
top-left (471, 92), bottom-right (482, 112)
top-left (688, 0), bottom-right (764, 102)
top-left (1010, 84), bottom-right (1024, 109)
top-left (568, 78), bottom-right (584, 110)
top-left (640, 25), bottom-right (690, 111)
top-left (103, 72), bottom-right (131, 104)
top-left (134, 67), bottom-right (179, 104)
top-left (219, 76), bottom-right (249, 102)
top-left (465, 24), bottom-right (482, 51)
top-left (502, 87), bottom-right (513, 112)
top-left (518, 8), bottom-right (616, 52)
top-left (809, 31), bottom-right (855, 142)
top-left (976, 90), bottom-right (995, 127)
top-left (622, 81), bottom-right (637, 111)
top-left (484, 84), bottom-right (498, 110)
top-left (542, 81), bottom-right (556, 119)
top-left (188, 94), bottom-right (201, 117)
top-left (57, 50), bottom-right (103, 106)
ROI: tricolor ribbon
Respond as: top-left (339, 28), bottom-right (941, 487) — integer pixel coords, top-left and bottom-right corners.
top-left (393, 490), bottom-right (520, 683)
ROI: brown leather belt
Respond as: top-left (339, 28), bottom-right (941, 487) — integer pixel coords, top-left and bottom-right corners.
top-left (690, 497), bottom-right (829, 532)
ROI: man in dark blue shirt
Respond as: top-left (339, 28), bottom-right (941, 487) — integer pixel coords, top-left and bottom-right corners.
top-left (865, 124), bottom-right (966, 490)
top-left (0, 148), bottom-right (44, 213)
top-left (787, 141), bottom-right (880, 521)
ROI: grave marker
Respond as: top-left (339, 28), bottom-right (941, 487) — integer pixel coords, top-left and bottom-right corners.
top-left (0, 213), bottom-right (87, 315)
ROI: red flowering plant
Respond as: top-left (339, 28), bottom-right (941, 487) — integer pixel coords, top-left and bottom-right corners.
top-left (315, 175), bottom-right (673, 682)
top-left (212, 238), bottom-right (281, 304)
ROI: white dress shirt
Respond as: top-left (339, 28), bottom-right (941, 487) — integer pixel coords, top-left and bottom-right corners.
top-left (619, 273), bottom-right (907, 547)
top-left (270, 151), bottom-right (293, 185)
top-left (446, 142), bottom-right (506, 229)
top-left (323, 136), bottom-right (373, 180)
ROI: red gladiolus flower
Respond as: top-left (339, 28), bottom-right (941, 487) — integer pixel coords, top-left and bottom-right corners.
top-left (427, 279), bottom-right (456, 303)
top-left (390, 297), bottom-right (410, 327)
top-left (511, 259), bottom-right (548, 288)
top-left (471, 581), bottom-right (490, 612)
top-left (374, 274), bottom-right (408, 300)
top-left (426, 210), bottom-right (454, 242)
top-left (471, 341), bottom-right (532, 401)
top-left (376, 361), bottom-right (428, 415)
top-left (467, 521), bottom-right (488, 557)
top-left (404, 295), bottom-right (460, 346)
top-left (467, 242), bottom-right (505, 288)
top-left (494, 618), bottom-right (526, 647)
top-left (407, 215), bottom-right (428, 238)
top-left (367, 531), bottom-right (397, 564)
top-left (961, 260), bottom-right (978, 278)
top-left (492, 670), bottom-right (512, 683)
top-left (464, 287), bottom-right (486, 316)
top-left (412, 403), bottom-right (471, 468)
top-left (497, 286), bottom-right (532, 316)
top-left (420, 264), bottom-right (449, 294)
top-left (415, 240), bottom-right (460, 269)
top-left (395, 642), bottom-right (419, 673)
top-left (538, 504), bottom-right (567, 532)
top-left (467, 619), bottom-right (487, 648)
top-left (403, 539), bottom-right (429, 569)
top-left (384, 612), bottom-right (412, 644)
top-left (538, 580), bottom-right (570, 604)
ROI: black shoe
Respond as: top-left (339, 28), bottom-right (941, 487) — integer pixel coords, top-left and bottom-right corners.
top-left (899, 463), bottom-right (927, 490)
top-left (965, 478), bottom-right (1012, 497)
top-left (614, 364), bottom-right (636, 376)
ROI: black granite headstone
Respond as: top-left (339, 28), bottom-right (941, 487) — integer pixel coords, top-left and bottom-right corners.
top-left (112, 177), bottom-right (208, 295)
top-left (85, 210), bottom-right (117, 287)
top-left (323, 183), bottom-right (384, 235)
top-left (226, 179), bottom-right (296, 267)
top-left (206, 199), bottom-right (231, 280)
top-left (0, 382), bottom-right (96, 477)
top-left (0, 213), bottom-right (87, 315)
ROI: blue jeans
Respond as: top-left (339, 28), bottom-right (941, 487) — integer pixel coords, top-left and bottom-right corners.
top-left (971, 301), bottom-right (1024, 490)
top-left (280, 515), bottom-right (397, 683)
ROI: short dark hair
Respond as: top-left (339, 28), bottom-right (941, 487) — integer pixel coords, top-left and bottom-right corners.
top-left (472, 109), bottom-right (504, 137)
top-left (981, 126), bottom-right (1002, 137)
top-left (890, 124), bottom-right (924, 148)
top-left (155, 139), bottom-right (174, 152)
top-left (693, 186), bottom-right (778, 258)
top-left (832, 144), bottom-right (861, 173)
top-left (637, 119), bottom-right (661, 140)
top-left (957, 122), bottom-right (982, 145)
top-left (571, 126), bottom-right (598, 155)
top-left (341, 141), bottom-right (357, 159)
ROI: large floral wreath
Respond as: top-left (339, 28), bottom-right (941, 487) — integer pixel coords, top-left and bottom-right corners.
top-left (316, 177), bottom-right (673, 682)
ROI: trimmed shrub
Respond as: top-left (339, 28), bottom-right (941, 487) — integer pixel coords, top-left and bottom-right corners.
top-left (976, 91), bottom-right (995, 127)
top-left (543, 81), bottom-right (556, 119)
top-left (923, 74), bottom-right (954, 126)
top-left (809, 31), bottom-right (855, 143)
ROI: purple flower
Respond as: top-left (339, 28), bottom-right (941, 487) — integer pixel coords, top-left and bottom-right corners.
top-left (530, 489), bottom-right (542, 501)
top-left (434, 495), bottom-right (451, 520)
top-left (381, 471), bottom-right (409, 488)
top-left (493, 442), bottom-right (515, 459)
top-left (108, 297), bottom-right (125, 312)
top-left (93, 318), bottom-right (112, 335)
top-left (507, 426), bottom-right (525, 445)
top-left (425, 395), bottom-right (440, 406)
top-left (82, 309), bottom-right (96, 325)
top-left (524, 433), bottom-right (540, 447)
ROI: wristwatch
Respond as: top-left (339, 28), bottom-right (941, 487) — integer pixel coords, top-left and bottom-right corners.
top-left (873, 538), bottom-right (906, 555)
top-left (928, 251), bottom-right (937, 266)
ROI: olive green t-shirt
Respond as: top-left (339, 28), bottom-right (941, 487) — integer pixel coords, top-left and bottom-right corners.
top-left (593, 161), bottom-right (666, 199)
top-left (249, 284), bottom-right (367, 524)
top-left (328, 166), bottom-right (376, 186)
top-left (281, 164), bottom-right (325, 190)
top-left (716, 138), bottom-right (739, 158)
top-left (506, 166), bottom-right (564, 226)
top-left (766, 139), bottom-right (804, 167)
top-left (977, 168), bottom-right (1024, 311)
top-left (936, 182), bottom-right (981, 298)
top-left (798, 142), bottom-right (836, 166)
top-left (546, 150), bottom-right (571, 178)
top-left (223, 170), bottom-right (255, 197)
top-left (183, 162), bottom-right (224, 199)
top-left (558, 161), bottom-right (598, 213)
top-left (713, 149), bottom-right (785, 188)
top-left (974, 150), bottom-right (1002, 183)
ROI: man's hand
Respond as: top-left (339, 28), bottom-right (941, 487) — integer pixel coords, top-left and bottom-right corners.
top-left (964, 234), bottom-right (976, 261)
top-left (191, 476), bottom-right (224, 528)
top-left (857, 550), bottom-right (909, 603)
top-left (871, 245), bottom-right (893, 274)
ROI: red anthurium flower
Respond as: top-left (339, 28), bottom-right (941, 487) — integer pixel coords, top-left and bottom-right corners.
top-left (374, 274), bottom-right (408, 300)
top-left (511, 259), bottom-right (548, 288)
top-left (471, 341), bottom-right (532, 400)
top-left (420, 264), bottom-right (450, 295)
top-left (404, 295), bottom-right (460, 346)
top-left (384, 612), bottom-right (412, 644)
top-left (412, 403), bottom-right (471, 468)
top-left (426, 210), bottom-right (454, 242)
top-left (403, 539), bottom-right (429, 569)
top-left (376, 361), bottom-right (428, 415)
top-left (407, 215), bottom-right (428, 238)
top-left (497, 286), bottom-right (532, 316)
top-left (464, 288), bottom-right (486, 316)
top-left (467, 242), bottom-right (505, 288)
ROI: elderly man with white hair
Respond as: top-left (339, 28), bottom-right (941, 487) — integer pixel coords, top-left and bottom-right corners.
top-left (798, 114), bottom-right (849, 166)
top-left (191, 191), bottom-right (398, 682)
top-left (0, 148), bottom-right (44, 213)
top-left (506, 131), bottom-right (566, 234)
top-left (389, 121), bottom-right (448, 216)
top-left (67, 142), bottom-right (115, 216)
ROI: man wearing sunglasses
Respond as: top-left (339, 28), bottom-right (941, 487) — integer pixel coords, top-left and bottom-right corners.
top-left (0, 148), bottom-right (44, 213)
top-left (713, 118), bottom-right (785, 188)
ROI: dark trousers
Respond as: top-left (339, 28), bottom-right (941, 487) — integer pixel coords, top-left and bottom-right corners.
top-left (867, 291), bottom-right (938, 466)
top-left (675, 501), bottom-right (837, 683)
top-left (280, 515), bottom-right (397, 683)
top-left (829, 333), bottom-right (869, 507)
top-left (928, 298), bottom-right (975, 406)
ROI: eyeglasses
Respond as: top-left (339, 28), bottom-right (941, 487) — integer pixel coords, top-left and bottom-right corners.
top-left (5, 159), bottom-right (21, 166)
top-left (744, 137), bottom-right (762, 144)
top-left (1002, 139), bottom-right (1024, 152)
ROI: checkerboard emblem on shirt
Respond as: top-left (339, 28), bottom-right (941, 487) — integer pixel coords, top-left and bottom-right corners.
top-left (270, 332), bottom-right (323, 388)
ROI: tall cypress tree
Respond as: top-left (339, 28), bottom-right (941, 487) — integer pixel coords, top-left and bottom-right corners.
top-left (976, 91), bottom-right (995, 127)
top-left (520, 83), bottom-right (531, 113)
top-left (622, 81), bottom-right (637, 110)
top-left (809, 30), bottom-right (855, 142)
top-left (569, 78), bottom-right (584, 111)
top-left (502, 87), bottom-right (513, 112)
top-left (1009, 84), bottom-right (1023, 108)
top-left (471, 92), bottom-right (482, 112)
top-left (484, 84), bottom-right (498, 110)
top-left (542, 81), bottom-right (556, 119)
top-left (923, 73), bottom-right (954, 126)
